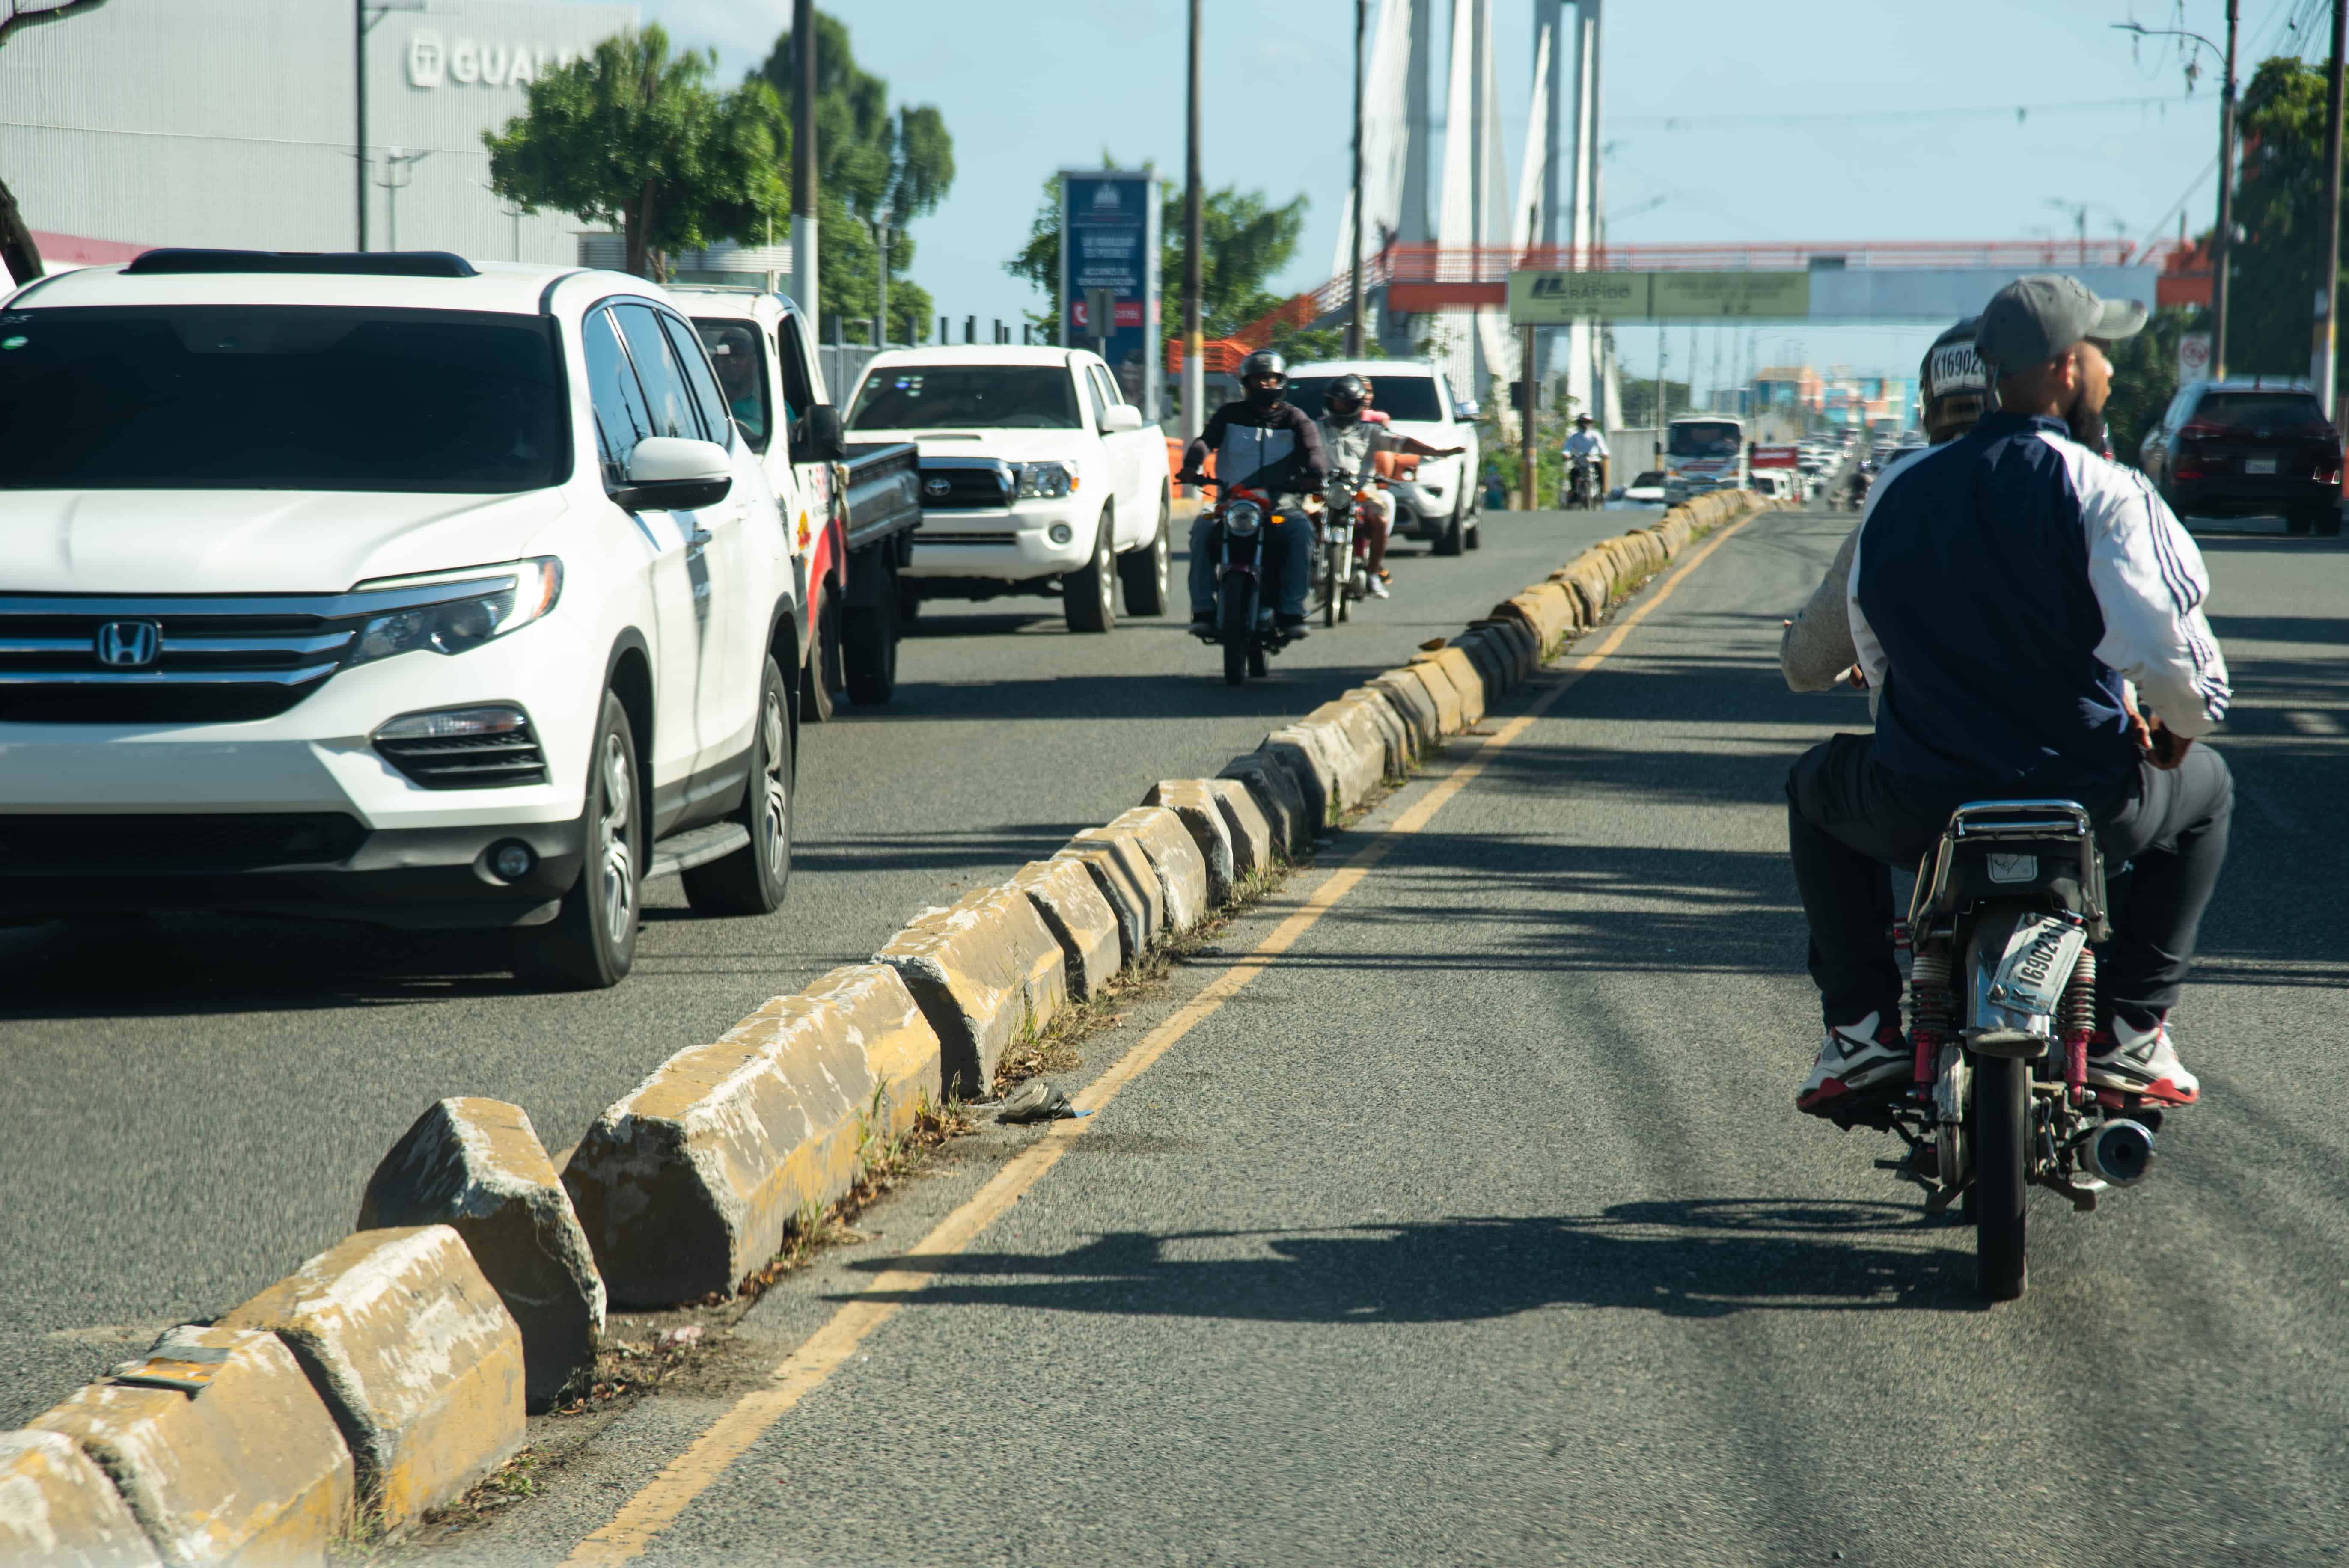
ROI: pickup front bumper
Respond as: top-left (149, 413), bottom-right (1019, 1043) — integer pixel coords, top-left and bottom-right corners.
top-left (900, 501), bottom-right (1094, 583)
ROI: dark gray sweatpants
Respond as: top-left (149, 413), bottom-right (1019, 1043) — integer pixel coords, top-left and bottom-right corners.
top-left (1786, 734), bottom-right (2233, 1033)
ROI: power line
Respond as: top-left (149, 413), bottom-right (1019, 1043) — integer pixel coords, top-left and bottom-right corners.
top-left (1611, 94), bottom-right (2189, 131)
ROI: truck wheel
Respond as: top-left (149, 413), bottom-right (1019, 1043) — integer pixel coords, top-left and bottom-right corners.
top-left (513, 693), bottom-right (641, 990)
top-left (801, 591), bottom-right (839, 723)
top-left (1432, 499), bottom-right (1466, 557)
top-left (684, 656), bottom-right (793, 915)
top-left (895, 581), bottom-right (922, 622)
top-left (1065, 508), bottom-right (1117, 634)
top-left (1118, 492), bottom-right (1172, 616)
top-left (1466, 515), bottom-right (1482, 550)
top-left (844, 573), bottom-right (899, 705)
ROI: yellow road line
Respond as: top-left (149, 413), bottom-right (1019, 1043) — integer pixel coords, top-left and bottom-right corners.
top-left (557, 511), bottom-right (1762, 1566)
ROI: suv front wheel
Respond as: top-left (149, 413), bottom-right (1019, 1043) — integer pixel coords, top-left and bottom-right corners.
top-left (684, 656), bottom-right (793, 914)
top-left (514, 692), bottom-right (642, 990)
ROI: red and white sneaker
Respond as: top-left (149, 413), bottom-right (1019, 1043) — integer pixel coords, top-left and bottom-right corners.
top-left (1797, 1011), bottom-right (1911, 1115)
top-left (2087, 1020), bottom-right (2200, 1105)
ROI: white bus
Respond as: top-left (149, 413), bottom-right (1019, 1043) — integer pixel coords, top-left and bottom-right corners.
top-left (1664, 415), bottom-right (1747, 503)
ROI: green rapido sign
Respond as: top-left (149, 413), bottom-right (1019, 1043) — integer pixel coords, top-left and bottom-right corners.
top-left (1508, 270), bottom-right (1812, 322)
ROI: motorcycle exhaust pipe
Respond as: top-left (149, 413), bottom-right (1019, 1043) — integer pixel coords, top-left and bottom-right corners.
top-left (2081, 1119), bottom-right (2156, 1186)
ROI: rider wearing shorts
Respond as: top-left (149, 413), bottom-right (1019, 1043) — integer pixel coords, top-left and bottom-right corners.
top-left (1788, 276), bottom-right (2231, 1117)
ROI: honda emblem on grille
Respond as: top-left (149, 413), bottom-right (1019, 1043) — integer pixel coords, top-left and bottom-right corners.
top-left (94, 620), bottom-right (161, 668)
top-left (923, 477), bottom-right (950, 497)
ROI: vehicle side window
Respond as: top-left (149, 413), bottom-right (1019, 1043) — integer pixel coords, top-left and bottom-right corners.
top-left (1077, 364), bottom-right (1105, 428)
top-left (582, 307), bottom-right (656, 485)
top-left (613, 303), bottom-right (704, 442)
top-left (1089, 363), bottom-right (1123, 412)
top-left (1433, 372), bottom-right (1454, 422)
top-left (695, 321), bottom-right (769, 454)
top-left (776, 316), bottom-right (819, 439)
top-left (660, 312), bottom-right (734, 451)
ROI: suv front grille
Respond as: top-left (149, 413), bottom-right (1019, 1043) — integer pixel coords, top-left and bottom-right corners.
top-left (0, 812), bottom-right (366, 872)
top-left (374, 721), bottom-right (549, 789)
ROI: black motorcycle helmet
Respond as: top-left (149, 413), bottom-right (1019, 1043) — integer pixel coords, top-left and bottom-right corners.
top-left (1323, 373), bottom-right (1368, 419)
top-left (1240, 349), bottom-right (1289, 408)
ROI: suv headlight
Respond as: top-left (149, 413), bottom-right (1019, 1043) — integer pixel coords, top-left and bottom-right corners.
top-left (349, 558), bottom-right (563, 667)
top-left (1014, 460), bottom-right (1079, 499)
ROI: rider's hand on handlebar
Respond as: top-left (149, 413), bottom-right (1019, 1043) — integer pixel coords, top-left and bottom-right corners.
top-left (2141, 715), bottom-right (2193, 769)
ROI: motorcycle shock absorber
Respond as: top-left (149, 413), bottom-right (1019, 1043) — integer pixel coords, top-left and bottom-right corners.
top-left (1907, 944), bottom-right (1953, 1094)
top-left (2061, 946), bottom-right (2097, 1107)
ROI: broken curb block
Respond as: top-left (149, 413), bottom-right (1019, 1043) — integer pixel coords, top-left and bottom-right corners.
top-left (1368, 670), bottom-right (1441, 751)
top-left (218, 1227), bottom-right (523, 1531)
top-left (1417, 646), bottom-right (1487, 726)
top-left (0, 1431), bottom-right (159, 1567)
top-left (1475, 616), bottom-right (1538, 679)
top-left (32, 1326), bottom-right (353, 1568)
top-left (1143, 780), bottom-right (1237, 906)
top-left (1053, 834), bottom-right (1161, 965)
top-left (880, 885), bottom-right (1067, 1095)
top-left (1394, 659), bottom-right (1463, 736)
top-left (1217, 751), bottom-right (1309, 857)
top-left (1452, 629), bottom-right (1510, 698)
top-left (1098, 806), bottom-right (1210, 932)
top-left (566, 963), bottom-right (940, 1306)
top-left (1202, 777), bottom-right (1275, 878)
top-left (1261, 731), bottom-right (1336, 826)
top-left (1009, 855), bottom-right (1122, 999)
top-left (357, 1097), bottom-right (604, 1412)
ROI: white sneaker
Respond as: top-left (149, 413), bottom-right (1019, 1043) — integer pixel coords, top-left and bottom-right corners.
top-left (1366, 575), bottom-right (1391, 600)
top-left (2086, 1019), bottom-right (2200, 1105)
top-left (1796, 1010), bottom-right (1911, 1114)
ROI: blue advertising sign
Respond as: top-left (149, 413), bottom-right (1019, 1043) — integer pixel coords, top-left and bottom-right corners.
top-left (1059, 168), bottom-right (1162, 419)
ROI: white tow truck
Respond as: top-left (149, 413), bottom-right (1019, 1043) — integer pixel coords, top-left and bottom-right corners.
top-left (842, 346), bottom-right (1174, 633)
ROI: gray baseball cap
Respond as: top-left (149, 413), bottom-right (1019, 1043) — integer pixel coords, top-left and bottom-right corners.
top-left (1974, 273), bottom-right (2148, 374)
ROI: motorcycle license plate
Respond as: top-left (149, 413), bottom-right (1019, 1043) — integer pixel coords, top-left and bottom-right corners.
top-left (1989, 915), bottom-right (2087, 1017)
top-left (2246, 453), bottom-right (2278, 474)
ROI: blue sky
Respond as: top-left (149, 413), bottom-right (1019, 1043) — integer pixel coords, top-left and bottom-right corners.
top-left (601, 0), bottom-right (2326, 387)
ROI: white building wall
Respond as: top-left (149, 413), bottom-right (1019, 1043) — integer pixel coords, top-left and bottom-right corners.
top-left (0, 0), bottom-right (636, 266)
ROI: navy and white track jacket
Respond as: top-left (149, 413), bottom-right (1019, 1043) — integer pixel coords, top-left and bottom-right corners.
top-left (1847, 411), bottom-right (2229, 793)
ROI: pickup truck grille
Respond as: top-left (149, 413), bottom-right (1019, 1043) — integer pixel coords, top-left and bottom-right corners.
top-left (917, 461), bottom-right (1014, 510)
top-left (917, 530), bottom-right (1020, 546)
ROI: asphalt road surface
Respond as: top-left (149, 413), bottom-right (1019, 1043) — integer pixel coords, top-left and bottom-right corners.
top-left (0, 502), bottom-right (1640, 1430)
top-left (447, 501), bottom-right (2348, 1567)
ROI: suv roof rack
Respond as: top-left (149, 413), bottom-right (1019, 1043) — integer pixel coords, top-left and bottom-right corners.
top-left (122, 249), bottom-right (480, 279)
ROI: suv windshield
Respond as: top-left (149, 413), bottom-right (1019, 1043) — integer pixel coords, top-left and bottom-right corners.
top-left (0, 306), bottom-right (567, 492)
top-left (1285, 374), bottom-right (1444, 422)
top-left (1668, 421), bottom-right (1742, 457)
top-left (2195, 391), bottom-right (2328, 429)
top-left (849, 365), bottom-right (1080, 429)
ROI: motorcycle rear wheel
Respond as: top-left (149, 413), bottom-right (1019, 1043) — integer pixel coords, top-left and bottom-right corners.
top-left (1973, 1054), bottom-right (2029, 1300)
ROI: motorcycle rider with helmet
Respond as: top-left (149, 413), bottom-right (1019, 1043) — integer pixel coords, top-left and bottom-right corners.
top-left (1313, 373), bottom-right (1464, 600)
top-left (1787, 275), bottom-right (2232, 1119)
top-left (1178, 349), bottom-right (1327, 637)
top-left (1560, 413), bottom-right (1609, 506)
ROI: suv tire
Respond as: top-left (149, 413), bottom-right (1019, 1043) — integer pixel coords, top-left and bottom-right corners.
top-left (801, 591), bottom-right (839, 723)
top-left (844, 567), bottom-right (900, 704)
top-left (1065, 508), bottom-right (1117, 633)
top-left (514, 692), bottom-right (642, 990)
top-left (1432, 497), bottom-right (1466, 557)
top-left (1118, 492), bottom-right (1172, 616)
top-left (684, 656), bottom-right (794, 915)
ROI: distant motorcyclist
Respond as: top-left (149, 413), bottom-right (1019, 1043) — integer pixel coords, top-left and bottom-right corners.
top-left (1179, 349), bottom-right (1326, 637)
top-left (1314, 373), bottom-right (1463, 600)
top-left (1560, 413), bottom-right (1609, 504)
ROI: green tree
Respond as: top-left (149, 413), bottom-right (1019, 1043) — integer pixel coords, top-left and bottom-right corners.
top-left (0, 0), bottom-right (112, 283)
top-left (1006, 170), bottom-right (1313, 347)
top-left (485, 25), bottom-right (787, 281)
top-left (2223, 55), bottom-right (2339, 378)
top-left (759, 10), bottom-right (953, 339)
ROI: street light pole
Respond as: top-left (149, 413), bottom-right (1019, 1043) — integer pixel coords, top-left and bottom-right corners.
top-left (791, 0), bottom-right (819, 328)
top-left (1182, 0), bottom-right (1204, 461)
top-left (1346, 0), bottom-right (1365, 358)
top-left (2215, 0), bottom-right (2240, 377)
top-left (2322, 0), bottom-right (2346, 419)
top-left (354, 0), bottom-right (427, 252)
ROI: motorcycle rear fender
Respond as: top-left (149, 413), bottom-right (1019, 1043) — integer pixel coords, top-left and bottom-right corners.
top-left (1960, 901), bottom-right (2089, 1059)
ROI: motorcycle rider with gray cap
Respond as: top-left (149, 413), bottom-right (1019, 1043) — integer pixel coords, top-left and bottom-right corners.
top-left (1787, 274), bottom-right (2232, 1118)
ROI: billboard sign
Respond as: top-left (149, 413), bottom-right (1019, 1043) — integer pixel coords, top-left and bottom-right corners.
top-left (1060, 168), bottom-right (1162, 416)
top-left (1508, 270), bottom-right (1814, 323)
top-left (1751, 445), bottom-right (1800, 469)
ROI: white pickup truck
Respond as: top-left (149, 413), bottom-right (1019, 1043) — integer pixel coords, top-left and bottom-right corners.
top-left (842, 346), bottom-right (1173, 633)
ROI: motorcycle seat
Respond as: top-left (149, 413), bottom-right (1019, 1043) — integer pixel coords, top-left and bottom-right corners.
top-left (1909, 799), bottom-right (2110, 938)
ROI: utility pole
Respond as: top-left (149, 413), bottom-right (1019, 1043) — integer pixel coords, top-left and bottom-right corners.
top-left (1346, 0), bottom-right (1365, 357)
top-left (791, 0), bottom-right (819, 329)
top-left (2215, 0), bottom-right (2240, 377)
top-left (2322, 0), bottom-right (2346, 419)
top-left (1519, 327), bottom-right (1537, 511)
top-left (1182, 0), bottom-right (1204, 460)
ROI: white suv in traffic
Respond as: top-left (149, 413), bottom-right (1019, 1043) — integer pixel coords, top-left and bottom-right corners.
top-left (0, 249), bottom-right (805, 988)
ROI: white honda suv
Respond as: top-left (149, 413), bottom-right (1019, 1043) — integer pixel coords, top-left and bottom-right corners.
top-left (0, 249), bottom-right (809, 988)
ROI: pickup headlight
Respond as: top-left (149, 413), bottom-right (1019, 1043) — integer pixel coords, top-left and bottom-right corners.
top-left (1014, 460), bottom-right (1079, 499)
top-left (349, 558), bottom-right (563, 667)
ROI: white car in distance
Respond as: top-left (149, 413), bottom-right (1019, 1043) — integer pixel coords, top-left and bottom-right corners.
top-left (844, 347), bottom-right (1172, 632)
top-left (0, 249), bottom-right (804, 989)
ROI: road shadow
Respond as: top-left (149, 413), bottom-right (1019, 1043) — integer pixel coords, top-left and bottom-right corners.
top-left (842, 1198), bottom-right (1981, 1322)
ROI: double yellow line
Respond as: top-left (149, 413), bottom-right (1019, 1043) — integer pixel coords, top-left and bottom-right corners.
top-left (561, 511), bottom-right (1760, 1565)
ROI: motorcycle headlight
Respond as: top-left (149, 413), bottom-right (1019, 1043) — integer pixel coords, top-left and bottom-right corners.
top-left (348, 558), bottom-right (563, 667)
top-left (1224, 500), bottom-right (1264, 538)
top-left (1014, 460), bottom-right (1079, 499)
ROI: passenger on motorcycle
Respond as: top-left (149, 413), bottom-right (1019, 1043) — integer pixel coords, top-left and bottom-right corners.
top-left (1788, 275), bottom-right (2232, 1117)
top-left (1313, 373), bottom-right (1463, 600)
top-left (1560, 413), bottom-right (1609, 503)
top-left (1179, 349), bottom-right (1326, 637)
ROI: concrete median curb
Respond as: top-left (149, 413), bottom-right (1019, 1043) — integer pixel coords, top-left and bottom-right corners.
top-left (1055, 832), bottom-right (1164, 964)
top-left (1142, 780), bottom-right (1239, 906)
top-left (1097, 806), bottom-right (1212, 934)
top-left (1216, 751), bottom-right (1310, 858)
top-left (30, 1326), bottom-right (354, 1567)
top-left (0, 1430), bottom-right (161, 1566)
top-left (878, 885), bottom-right (1070, 1095)
top-left (217, 1226), bottom-right (523, 1532)
top-left (1201, 777), bottom-right (1276, 877)
top-left (1009, 855), bottom-right (1124, 999)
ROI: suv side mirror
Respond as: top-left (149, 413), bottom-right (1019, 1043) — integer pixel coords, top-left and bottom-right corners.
top-left (1100, 404), bottom-right (1145, 434)
top-left (613, 436), bottom-right (733, 512)
top-left (1452, 399), bottom-right (1479, 421)
top-left (800, 404), bottom-right (847, 463)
